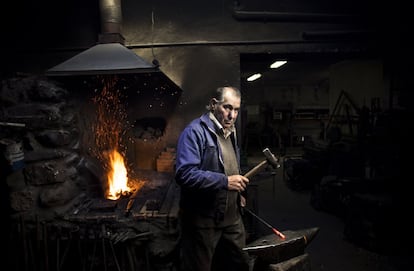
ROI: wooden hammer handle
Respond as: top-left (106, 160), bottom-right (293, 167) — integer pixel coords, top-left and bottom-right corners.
top-left (243, 160), bottom-right (268, 179)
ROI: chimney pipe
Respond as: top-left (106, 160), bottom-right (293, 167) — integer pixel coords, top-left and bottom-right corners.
top-left (98, 0), bottom-right (125, 44)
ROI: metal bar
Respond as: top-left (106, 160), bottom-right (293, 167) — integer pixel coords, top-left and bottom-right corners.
top-left (0, 121), bottom-right (26, 127)
top-left (244, 208), bottom-right (285, 239)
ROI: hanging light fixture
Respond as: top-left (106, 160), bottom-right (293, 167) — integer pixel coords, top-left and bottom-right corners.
top-left (247, 73), bottom-right (262, 82)
top-left (270, 60), bottom-right (287, 69)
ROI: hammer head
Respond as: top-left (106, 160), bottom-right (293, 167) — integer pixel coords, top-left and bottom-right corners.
top-left (262, 148), bottom-right (280, 168)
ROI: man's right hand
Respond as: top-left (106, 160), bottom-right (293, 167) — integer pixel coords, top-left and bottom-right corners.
top-left (227, 175), bottom-right (249, 192)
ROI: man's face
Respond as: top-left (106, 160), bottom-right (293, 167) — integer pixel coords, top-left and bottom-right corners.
top-left (213, 88), bottom-right (241, 129)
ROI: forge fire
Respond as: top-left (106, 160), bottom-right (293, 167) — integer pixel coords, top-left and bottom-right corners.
top-left (89, 76), bottom-right (143, 200)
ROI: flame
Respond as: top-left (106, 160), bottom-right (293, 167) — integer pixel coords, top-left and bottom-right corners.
top-left (106, 149), bottom-right (132, 200)
top-left (89, 76), bottom-right (144, 200)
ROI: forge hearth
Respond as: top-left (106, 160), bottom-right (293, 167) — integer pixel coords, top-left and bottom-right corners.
top-left (1, 74), bottom-right (181, 271)
top-left (66, 170), bottom-right (180, 223)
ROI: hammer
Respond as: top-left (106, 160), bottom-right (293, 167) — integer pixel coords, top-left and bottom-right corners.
top-left (244, 148), bottom-right (280, 179)
top-left (242, 147), bottom-right (285, 239)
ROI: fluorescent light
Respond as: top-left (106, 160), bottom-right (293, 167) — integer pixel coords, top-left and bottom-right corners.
top-left (247, 73), bottom-right (262, 82)
top-left (270, 60), bottom-right (287, 69)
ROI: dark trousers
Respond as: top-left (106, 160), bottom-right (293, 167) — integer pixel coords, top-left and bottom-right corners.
top-left (178, 217), bottom-right (250, 271)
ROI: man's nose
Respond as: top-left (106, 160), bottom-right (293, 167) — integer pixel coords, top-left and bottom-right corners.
top-left (229, 110), bottom-right (237, 119)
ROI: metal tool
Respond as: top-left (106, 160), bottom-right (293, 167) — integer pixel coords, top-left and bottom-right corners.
top-left (244, 207), bottom-right (285, 239)
top-left (241, 148), bottom-right (284, 238)
top-left (243, 148), bottom-right (280, 179)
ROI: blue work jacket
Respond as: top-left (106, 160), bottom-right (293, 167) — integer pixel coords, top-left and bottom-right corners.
top-left (175, 112), bottom-right (241, 222)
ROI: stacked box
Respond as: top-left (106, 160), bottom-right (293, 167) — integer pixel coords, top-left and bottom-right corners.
top-left (156, 147), bottom-right (176, 173)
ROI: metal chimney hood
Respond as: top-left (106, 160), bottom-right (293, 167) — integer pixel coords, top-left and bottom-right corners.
top-left (45, 0), bottom-right (182, 95)
top-left (45, 0), bottom-right (161, 77)
top-left (46, 43), bottom-right (159, 76)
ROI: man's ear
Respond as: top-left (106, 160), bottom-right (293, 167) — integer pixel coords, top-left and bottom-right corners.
top-left (210, 98), bottom-right (218, 109)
